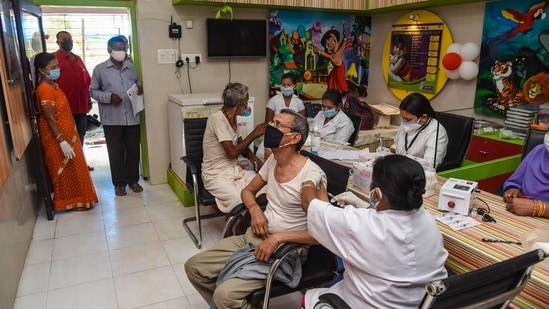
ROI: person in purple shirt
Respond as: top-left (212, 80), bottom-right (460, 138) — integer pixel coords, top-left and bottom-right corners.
top-left (503, 130), bottom-right (549, 218)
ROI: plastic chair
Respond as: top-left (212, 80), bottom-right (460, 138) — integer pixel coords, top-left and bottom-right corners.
top-left (180, 118), bottom-right (224, 249)
top-left (313, 249), bottom-right (548, 309)
top-left (435, 112), bottom-right (475, 172)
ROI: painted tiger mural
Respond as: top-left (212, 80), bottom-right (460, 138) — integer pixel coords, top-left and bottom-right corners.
top-left (486, 60), bottom-right (525, 113)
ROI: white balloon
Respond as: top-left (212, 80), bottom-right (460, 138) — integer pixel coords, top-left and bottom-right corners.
top-left (461, 42), bottom-right (480, 61)
top-left (458, 61), bottom-right (479, 80)
top-left (447, 43), bottom-right (462, 54)
top-left (445, 68), bottom-right (461, 80)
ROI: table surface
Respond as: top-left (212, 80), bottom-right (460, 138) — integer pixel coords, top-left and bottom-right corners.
top-left (348, 178), bottom-right (548, 308)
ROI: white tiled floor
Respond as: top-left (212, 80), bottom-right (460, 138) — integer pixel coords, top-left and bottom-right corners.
top-left (14, 143), bottom-right (301, 309)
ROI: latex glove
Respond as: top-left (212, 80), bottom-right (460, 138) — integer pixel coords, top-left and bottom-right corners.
top-left (303, 169), bottom-right (327, 189)
top-left (59, 140), bottom-right (75, 159)
top-left (331, 191), bottom-right (369, 208)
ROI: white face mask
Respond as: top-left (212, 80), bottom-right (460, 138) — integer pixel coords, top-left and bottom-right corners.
top-left (403, 121), bottom-right (421, 133)
top-left (545, 133), bottom-right (549, 152)
top-left (111, 50), bottom-right (127, 62)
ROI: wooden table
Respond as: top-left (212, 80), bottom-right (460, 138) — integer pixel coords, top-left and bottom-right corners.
top-left (348, 178), bottom-right (548, 308)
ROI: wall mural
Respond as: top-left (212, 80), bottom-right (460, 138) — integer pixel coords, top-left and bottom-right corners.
top-left (475, 0), bottom-right (549, 116)
top-left (268, 10), bottom-right (371, 99)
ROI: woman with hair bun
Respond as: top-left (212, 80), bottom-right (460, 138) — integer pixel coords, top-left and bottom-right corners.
top-left (301, 154), bottom-right (448, 309)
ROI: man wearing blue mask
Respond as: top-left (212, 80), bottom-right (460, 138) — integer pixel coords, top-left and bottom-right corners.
top-left (185, 109), bottom-right (327, 309)
top-left (311, 89), bottom-right (354, 143)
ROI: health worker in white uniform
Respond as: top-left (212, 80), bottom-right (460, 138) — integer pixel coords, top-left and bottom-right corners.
top-left (390, 92), bottom-right (448, 169)
top-left (301, 155), bottom-right (448, 309)
top-left (311, 89), bottom-right (354, 144)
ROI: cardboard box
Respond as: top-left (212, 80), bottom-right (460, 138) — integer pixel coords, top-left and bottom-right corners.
top-left (369, 103), bottom-right (400, 128)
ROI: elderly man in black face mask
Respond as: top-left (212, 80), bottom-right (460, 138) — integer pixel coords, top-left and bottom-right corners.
top-left (53, 31), bottom-right (94, 170)
top-left (185, 109), bottom-right (327, 309)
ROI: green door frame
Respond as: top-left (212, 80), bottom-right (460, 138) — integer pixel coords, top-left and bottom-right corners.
top-left (30, 0), bottom-right (149, 179)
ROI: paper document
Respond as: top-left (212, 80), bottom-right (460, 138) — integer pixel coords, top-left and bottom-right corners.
top-left (317, 148), bottom-right (371, 163)
top-left (127, 83), bottom-right (144, 116)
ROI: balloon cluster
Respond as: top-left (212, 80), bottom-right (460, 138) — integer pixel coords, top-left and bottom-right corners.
top-left (441, 42), bottom-right (480, 80)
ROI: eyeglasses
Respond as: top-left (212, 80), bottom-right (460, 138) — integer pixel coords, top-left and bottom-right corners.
top-left (269, 120), bottom-right (295, 132)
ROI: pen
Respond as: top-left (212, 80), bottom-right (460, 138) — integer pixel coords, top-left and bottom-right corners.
top-left (481, 238), bottom-right (521, 245)
top-left (517, 194), bottom-right (532, 199)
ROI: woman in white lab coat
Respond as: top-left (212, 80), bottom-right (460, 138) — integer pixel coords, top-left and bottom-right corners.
top-left (301, 154), bottom-right (448, 309)
top-left (390, 92), bottom-right (448, 169)
top-left (311, 89), bottom-right (354, 143)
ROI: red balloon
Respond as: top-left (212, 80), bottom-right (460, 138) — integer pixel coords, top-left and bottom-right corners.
top-left (442, 53), bottom-right (462, 71)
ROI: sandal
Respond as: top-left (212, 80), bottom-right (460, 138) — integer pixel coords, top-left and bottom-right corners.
top-left (115, 186), bottom-right (127, 196)
top-left (129, 183), bottom-right (143, 193)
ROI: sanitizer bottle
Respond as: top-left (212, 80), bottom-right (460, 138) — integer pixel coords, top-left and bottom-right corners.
top-left (311, 125), bottom-right (320, 155)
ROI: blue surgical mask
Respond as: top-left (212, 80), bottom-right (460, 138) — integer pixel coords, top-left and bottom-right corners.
top-left (47, 68), bottom-right (61, 80)
top-left (369, 187), bottom-right (382, 209)
top-left (280, 86), bottom-right (294, 97)
top-left (322, 108), bottom-right (338, 119)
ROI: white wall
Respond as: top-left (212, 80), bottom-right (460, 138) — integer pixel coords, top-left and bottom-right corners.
top-left (368, 2), bottom-right (485, 112)
top-left (136, 0), bottom-right (268, 184)
top-left (135, 0), bottom-right (486, 185)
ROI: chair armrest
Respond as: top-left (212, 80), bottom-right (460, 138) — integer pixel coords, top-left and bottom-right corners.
top-left (317, 293), bottom-right (352, 309)
top-left (229, 198), bottom-right (268, 216)
top-left (181, 156), bottom-right (198, 174)
top-left (271, 242), bottom-right (308, 260)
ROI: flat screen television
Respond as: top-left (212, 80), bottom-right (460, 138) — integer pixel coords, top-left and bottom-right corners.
top-left (206, 18), bottom-right (267, 58)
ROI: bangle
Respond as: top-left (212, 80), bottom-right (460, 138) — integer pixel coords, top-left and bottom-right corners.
top-left (55, 133), bottom-right (63, 141)
top-left (538, 201), bottom-right (545, 217)
top-left (532, 200), bottom-right (538, 217)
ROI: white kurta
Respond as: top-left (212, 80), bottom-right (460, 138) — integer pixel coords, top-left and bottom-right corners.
top-left (312, 111), bottom-right (354, 143)
top-left (391, 118), bottom-right (448, 169)
top-left (305, 200), bottom-right (448, 309)
top-left (266, 93), bottom-right (305, 116)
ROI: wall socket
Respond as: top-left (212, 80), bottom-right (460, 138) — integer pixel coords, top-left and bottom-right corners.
top-left (181, 53), bottom-right (202, 63)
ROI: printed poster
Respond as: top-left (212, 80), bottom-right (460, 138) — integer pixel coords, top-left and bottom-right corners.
top-left (387, 23), bottom-right (443, 94)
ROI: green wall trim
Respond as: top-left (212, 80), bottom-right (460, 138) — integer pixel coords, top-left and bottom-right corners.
top-left (31, 0), bottom-right (149, 178)
top-left (437, 154), bottom-right (521, 181)
top-left (167, 168), bottom-right (195, 207)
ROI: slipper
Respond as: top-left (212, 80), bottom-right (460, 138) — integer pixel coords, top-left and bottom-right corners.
top-left (115, 186), bottom-right (127, 196)
top-left (129, 183), bottom-right (143, 193)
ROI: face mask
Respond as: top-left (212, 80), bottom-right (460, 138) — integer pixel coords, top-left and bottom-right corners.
top-left (264, 125), bottom-right (294, 148)
top-left (545, 133), bottom-right (549, 152)
top-left (369, 187), bottom-right (382, 209)
top-left (322, 108), bottom-right (338, 119)
top-left (60, 40), bottom-right (73, 52)
top-left (402, 119), bottom-right (421, 133)
top-left (111, 50), bottom-right (127, 62)
top-left (280, 86), bottom-right (294, 97)
top-left (46, 68), bottom-right (61, 80)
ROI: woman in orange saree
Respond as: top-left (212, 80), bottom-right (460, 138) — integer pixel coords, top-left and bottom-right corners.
top-left (34, 52), bottom-right (98, 212)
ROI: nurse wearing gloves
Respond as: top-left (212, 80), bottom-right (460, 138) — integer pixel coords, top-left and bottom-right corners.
top-left (388, 92), bottom-right (448, 169)
top-left (311, 89), bottom-right (354, 143)
top-left (301, 155), bottom-right (448, 309)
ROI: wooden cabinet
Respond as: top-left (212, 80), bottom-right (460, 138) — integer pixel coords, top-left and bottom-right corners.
top-left (464, 135), bottom-right (523, 194)
top-left (466, 135), bottom-right (523, 163)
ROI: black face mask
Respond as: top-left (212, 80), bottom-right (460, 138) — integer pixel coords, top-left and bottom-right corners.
top-left (264, 125), bottom-right (285, 148)
top-left (60, 40), bottom-right (73, 52)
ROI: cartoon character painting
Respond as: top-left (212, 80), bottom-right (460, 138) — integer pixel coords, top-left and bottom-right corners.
top-left (268, 10), bottom-right (370, 99)
top-left (475, 0), bottom-right (549, 116)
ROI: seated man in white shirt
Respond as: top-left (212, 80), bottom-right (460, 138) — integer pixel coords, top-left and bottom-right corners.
top-left (185, 109), bottom-right (327, 309)
top-left (201, 82), bottom-right (266, 213)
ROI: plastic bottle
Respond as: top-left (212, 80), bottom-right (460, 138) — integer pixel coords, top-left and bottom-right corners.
top-left (311, 125), bottom-right (321, 155)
